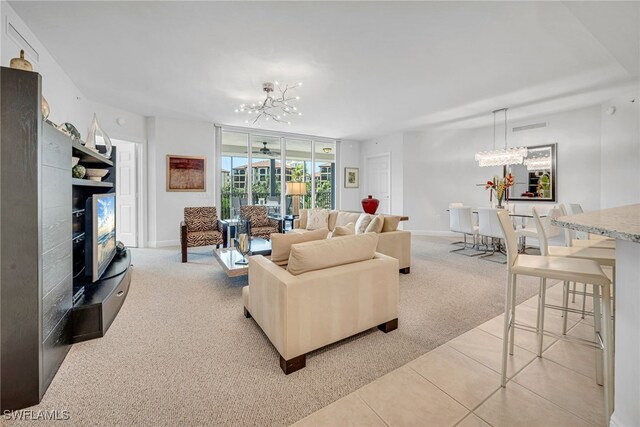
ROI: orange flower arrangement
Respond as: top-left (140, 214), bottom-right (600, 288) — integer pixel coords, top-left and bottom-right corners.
top-left (485, 173), bottom-right (514, 207)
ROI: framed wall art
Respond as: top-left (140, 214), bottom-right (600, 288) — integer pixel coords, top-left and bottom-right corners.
top-left (344, 167), bottom-right (359, 188)
top-left (166, 155), bottom-right (206, 192)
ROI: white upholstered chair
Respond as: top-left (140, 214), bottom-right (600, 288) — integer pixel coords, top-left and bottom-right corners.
top-left (495, 210), bottom-right (613, 425)
top-left (449, 206), bottom-right (481, 256)
top-left (449, 202), bottom-right (464, 246)
top-left (478, 208), bottom-right (506, 263)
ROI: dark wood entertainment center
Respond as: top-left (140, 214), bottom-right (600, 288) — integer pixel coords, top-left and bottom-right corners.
top-left (0, 66), bottom-right (131, 411)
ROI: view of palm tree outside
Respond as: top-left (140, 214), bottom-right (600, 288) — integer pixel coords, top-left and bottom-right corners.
top-left (220, 131), bottom-right (335, 220)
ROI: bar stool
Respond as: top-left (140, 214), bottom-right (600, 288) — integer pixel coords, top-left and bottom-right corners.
top-left (495, 210), bottom-right (613, 425)
top-left (533, 207), bottom-right (615, 336)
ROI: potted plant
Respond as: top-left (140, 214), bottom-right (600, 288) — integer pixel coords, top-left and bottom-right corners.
top-left (485, 173), bottom-right (514, 209)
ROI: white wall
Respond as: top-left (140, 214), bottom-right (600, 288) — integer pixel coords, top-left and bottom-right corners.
top-left (387, 105), bottom-right (616, 233)
top-left (147, 117), bottom-right (215, 247)
top-left (600, 91), bottom-right (640, 208)
top-left (338, 140), bottom-right (361, 211)
top-left (360, 132), bottom-right (404, 215)
top-left (1, 2), bottom-right (146, 143)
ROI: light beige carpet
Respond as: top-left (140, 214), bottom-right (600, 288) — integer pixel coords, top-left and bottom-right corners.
top-left (9, 236), bottom-right (541, 426)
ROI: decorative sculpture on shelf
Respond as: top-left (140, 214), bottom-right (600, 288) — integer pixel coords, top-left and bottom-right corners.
top-left (56, 122), bottom-right (81, 142)
top-left (85, 113), bottom-right (113, 159)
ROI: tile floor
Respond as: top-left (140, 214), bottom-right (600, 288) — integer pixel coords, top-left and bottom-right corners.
top-left (292, 282), bottom-right (605, 427)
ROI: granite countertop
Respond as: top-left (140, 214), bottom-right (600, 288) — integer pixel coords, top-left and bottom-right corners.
top-left (552, 204), bottom-right (640, 243)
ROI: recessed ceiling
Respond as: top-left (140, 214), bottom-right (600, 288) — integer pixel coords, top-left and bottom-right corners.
top-left (10, 1), bottom-right (639, 139)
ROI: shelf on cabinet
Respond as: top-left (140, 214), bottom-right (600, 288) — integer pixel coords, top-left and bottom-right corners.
top-left (72, 178), bottom-right (113, 188)
top-left (71, 141), bottom-right (113, 166)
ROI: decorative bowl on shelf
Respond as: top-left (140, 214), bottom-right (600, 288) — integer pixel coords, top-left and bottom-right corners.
top-left (85, 168), bottom-right (109, 182)
top-left (72, 156), bottom-right (80, 167)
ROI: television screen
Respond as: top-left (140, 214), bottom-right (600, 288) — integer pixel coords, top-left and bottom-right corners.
top-left (85, 193), bottom-right (116, 282)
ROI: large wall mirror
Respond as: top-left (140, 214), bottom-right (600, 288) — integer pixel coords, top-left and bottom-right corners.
top-left (509, 143), bottom-right (557, 202)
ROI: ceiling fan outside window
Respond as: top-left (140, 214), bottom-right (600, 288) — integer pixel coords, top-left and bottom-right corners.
top-left (253, 141), bottom-right (280, 158)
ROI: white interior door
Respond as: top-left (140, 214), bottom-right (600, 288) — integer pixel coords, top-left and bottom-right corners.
top-left (365, 153), bottom-right (391, 214)
top-left (114, 141), bottom-right (138, 247)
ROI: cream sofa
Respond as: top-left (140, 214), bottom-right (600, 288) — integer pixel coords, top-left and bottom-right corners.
top-left (292, 209), bottom-right (411, 274)
top-left (243, 233), bottom-right (399, 374)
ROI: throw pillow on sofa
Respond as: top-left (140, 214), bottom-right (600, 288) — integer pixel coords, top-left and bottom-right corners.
top-left (365, 214), bottom-right (385, 233)
top-left (270, 228), bottom-right (329, 266)
top-left (382, 215), bottom-right (401, 232)
top-left (355, 213), bottom-right (374, 234)
top-left (287, 233), bottom-right (379, 276)
top-left (306, 208), bottom-right (330, 230)
top-left (332, 222), bottom-right (355, 237)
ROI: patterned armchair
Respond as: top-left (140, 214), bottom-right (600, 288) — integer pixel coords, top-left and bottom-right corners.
top-left (180, 207), bottom-right (224, 263)
top-left (239, 205), bottom-right (282, 240)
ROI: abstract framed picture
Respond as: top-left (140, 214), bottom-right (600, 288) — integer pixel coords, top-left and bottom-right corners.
top-left (166, 155), bottom-right (206, 192)
top-left (344, 167), bottom-right (359, 188)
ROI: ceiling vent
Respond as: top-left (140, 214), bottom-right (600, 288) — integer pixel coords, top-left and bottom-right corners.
top-left (512, 122), bottom-right (547, 132)
top-left (6, 21), bottom-right (39, 63)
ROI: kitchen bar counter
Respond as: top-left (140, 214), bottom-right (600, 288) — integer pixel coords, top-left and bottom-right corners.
top-left (553, 204), bottom-right (640, 427)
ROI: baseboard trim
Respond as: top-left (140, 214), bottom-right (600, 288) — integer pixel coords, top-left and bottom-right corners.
top-left (148, 239), bottom-right (180, 248)
top-left (409, 230), bottom-right (458, 237)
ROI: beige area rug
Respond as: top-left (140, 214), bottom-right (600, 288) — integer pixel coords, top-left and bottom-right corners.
top-left (9, 236), bottom-right (542, 426)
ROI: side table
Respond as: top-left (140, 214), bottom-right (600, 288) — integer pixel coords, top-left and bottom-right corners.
top-left (220, 219), bottom-right (240, 248)
top-left (283, 215), bottom-right (298, 231)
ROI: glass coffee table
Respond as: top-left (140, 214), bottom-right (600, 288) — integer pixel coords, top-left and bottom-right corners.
top-left (213, 237), bottom-right (272, 277)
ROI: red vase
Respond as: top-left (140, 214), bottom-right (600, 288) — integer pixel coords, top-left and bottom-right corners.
top-left (362, 195), bottom-right (380, 214)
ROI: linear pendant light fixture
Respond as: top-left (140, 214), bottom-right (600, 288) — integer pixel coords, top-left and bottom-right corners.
top-left (475, 108), bottom-right (527, 167)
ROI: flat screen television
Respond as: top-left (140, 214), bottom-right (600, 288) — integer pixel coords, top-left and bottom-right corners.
top-left (85, 193), bottom-right (116, 282)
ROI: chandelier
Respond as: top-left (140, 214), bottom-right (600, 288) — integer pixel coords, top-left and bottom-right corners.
top-left (475, 108), bottom-right (527, 167)
top-left (524, 156), bottom-right (551, 171)
top-left (235, 82), bottom-right (302, 125)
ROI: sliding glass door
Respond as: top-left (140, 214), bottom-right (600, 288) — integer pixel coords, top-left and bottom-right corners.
top-left (220, 131), bottom-right (248, 220)
top-left (217, 126), bottom-right (337, 219)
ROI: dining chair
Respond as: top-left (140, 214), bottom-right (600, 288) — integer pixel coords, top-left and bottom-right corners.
top-left (495, 209), bottom-right (613, 425)
top-left (478, 208), bottom-right (506, 263)
top-left (449, 207), bottom-right (482, 256)
top-left (449, 203), bottom-right (464, 246)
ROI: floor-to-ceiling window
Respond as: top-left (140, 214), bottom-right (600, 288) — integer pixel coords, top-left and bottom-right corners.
top-left (217, 126), bottom-right (337, 219)
top-left (250, 135), bottom-right (282, 216)
top-left (220, 131), bottom-right (249, 219)
top-left (314, 141), bottom-right (336, 209)
top-left (284, 138), bottom-right (312, 216)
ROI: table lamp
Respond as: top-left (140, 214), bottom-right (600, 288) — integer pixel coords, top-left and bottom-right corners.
top-left (286, 182), bottom-right (306, 216)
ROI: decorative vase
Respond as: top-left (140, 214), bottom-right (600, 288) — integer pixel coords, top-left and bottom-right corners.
top-left (10, 50), bottom-right (50, 120)
top-left (41, 97), bottom-right (50, 121)
top-left (362, 195), bottom-right (380, 214)
top-left (85, 113), bottom-right (113, 159)
top-left (72, 164), bottom-right (86, 179)
top-left (10, 50), bottom-right (32, 71)
top-left (57, 122), bottom-right (81, 142)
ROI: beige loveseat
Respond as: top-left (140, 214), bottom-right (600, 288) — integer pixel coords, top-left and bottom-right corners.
top-left (243, 233), bottom-right (399, 374)
top-left (291, 209), bottom-right (411, 274)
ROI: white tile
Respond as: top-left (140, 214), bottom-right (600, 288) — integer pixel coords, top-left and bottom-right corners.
top-left (291, 393), bottom-right (386, 427)
top-left (457, 413), bottom-right (491, 427)
top-left (409, 344), bottom-right (501, 410)
top-left (475, 381), bottom-right (593, 427)
top-left (447, 328), bottom-right (536, 379)
top-left (357, 365), bottom-right (469, 427)
top-left (512, 358), bottom-right (604, 426)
